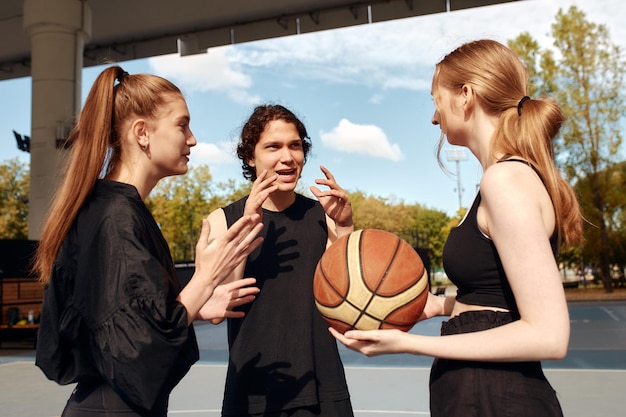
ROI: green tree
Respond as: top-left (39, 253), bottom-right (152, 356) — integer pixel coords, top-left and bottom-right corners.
top-left (575, 162), bottom-right (626, 273)
top-left (509, 6), bottom-right (626, 291)
top-left (609, 164), bottom-right (626, 267)
top-left (146, 174), bottom-right (454, 272)
top-left (146, 164), bottom-right (250, 261)
top-left (404, 204), bottom-right (450, 269)
top-left (0, 158), bottom-right (29, 239)
top-left (348, 190), bottom-right (406, 233)
top-left (347, 190), bottom-right (449, 271)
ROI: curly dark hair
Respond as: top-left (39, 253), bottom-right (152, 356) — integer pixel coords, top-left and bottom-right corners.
top-left (237, 104), bottom-right (312, 181)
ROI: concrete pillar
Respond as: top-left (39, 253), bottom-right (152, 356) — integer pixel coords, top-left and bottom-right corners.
top-left (23, 0), bottom-right (91, 239)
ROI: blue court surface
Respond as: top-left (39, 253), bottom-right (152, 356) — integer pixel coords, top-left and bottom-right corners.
top-left (1, 300), bottom-right (625, 417)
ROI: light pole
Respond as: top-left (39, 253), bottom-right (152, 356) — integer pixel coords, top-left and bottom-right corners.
top-left (444, 147), bottom-right (467, 211)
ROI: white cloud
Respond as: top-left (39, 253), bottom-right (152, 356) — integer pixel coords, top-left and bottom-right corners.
top-left (189, 141), bottom-right (236, 165)
top-left (147, 0), bottom-right (626, 100)
top-left (222, 0), bottom-right (566, 92)
top-left (218, 0), bottom-right (626, 93)
top-left (147, 46), bottom-right (261, 105)
top-left (320, 119), bottom-right (404, 161)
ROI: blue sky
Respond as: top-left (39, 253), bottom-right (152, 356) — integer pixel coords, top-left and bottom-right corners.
top-left (1, 0), bottom-right (625, 216)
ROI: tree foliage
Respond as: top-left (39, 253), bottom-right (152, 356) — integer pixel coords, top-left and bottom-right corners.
top-left (146, 164), bottom-right (251, 262)
top-left (509, 6), bottom-right (626, 291)
top-left (0, 158), bottom-right (29, 239)
top-left (148, 176), bottom-right (452, 267)
top-left (574, 162), bottom-right (626, 270)
top-left (0, 159), bottom-right (453, 271)
top-left (348, 190), bottom-right (450, 269)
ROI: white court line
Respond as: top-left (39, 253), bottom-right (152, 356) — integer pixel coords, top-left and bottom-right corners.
top-left (167, 410), bottom-right (428, 415)
top-left (352, 412), bottom-right (428, 415)
top-left (191, 363), bottom-right (435, 371)
top-left (601, 306), bottom-right (621, 321)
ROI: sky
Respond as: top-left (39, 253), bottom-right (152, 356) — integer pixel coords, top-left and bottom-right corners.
top-left (1, 0), bottom-right (625, 216)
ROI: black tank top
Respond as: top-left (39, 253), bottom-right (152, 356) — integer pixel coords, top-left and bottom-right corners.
top-left (221, 194), bottom-right (350, 415)
top-left (442, 159), bottom-right (559, 312)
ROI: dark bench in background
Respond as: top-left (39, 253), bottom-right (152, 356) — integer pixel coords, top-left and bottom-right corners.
top-left (0, 240), bottom-right (41, 348)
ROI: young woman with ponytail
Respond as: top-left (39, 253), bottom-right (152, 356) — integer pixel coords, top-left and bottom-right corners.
top-left (34, 66), bottom-right (264, 417)
top-left (331, 39), bottom-right (583, 417)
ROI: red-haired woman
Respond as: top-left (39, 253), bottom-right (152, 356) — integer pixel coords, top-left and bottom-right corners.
top-left (34, 66), bottom-right (264, 417)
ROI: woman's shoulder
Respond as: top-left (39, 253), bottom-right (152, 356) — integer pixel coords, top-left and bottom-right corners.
top-left (479, 159), bottom-right (554, 232)
top-left (481, 159), bottom-right (541, 197)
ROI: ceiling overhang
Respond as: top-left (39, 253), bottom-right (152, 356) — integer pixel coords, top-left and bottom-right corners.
top-left (0, 0), bottom-right (522, 81)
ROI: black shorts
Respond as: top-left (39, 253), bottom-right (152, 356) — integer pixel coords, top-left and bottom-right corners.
top-left (61, 381), bottom-right (167, 417)
top-left (429, 310), bottom-right (563, 417)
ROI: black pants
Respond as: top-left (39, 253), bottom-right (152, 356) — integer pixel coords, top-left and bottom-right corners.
top-left (62, 381), bottom-right (167, 417)
top-left (430, 310), bottom-right (564, 417)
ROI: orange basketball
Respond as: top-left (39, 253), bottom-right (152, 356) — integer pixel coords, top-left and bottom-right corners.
top-left (314, 229), bottom-right (429, 333)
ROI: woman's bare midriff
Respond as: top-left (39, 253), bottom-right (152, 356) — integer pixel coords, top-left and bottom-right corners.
top-left (451, 300), bottom-right (510, 318)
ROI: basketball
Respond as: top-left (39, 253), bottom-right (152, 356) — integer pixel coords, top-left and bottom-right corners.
top-left (313, 229), bottom-right (429, 333)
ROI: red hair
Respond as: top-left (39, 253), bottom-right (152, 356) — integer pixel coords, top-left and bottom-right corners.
top-left (33, 66), bottom-right (183, 283)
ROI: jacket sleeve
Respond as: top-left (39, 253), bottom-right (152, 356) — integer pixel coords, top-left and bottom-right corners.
top-left (76, 211), bottom-right (194, 410)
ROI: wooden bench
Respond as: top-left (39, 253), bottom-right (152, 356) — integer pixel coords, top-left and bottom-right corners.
top-left (1, 277), bottom-right (43, 348)
top-left (0, 323), bottom-right (39, 348)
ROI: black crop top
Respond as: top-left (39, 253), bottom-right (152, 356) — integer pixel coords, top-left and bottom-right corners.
top-left (442, 159), bottom-right (559, 313)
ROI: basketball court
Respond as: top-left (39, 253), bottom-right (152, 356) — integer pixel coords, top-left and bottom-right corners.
top-left (1, 300), bottom-right (625, 416)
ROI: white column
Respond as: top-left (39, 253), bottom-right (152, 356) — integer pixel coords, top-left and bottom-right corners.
top-left (23, 0), bottom-right (91, 239)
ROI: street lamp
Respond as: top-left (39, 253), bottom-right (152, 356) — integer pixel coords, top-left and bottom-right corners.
top-left (444, 147), bottom-right (467, 211)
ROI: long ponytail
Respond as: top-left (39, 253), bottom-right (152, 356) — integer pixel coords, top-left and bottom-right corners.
top-left (33, 67), bottom-right (120, 283)
top-left (434, 39), bottom-right (583, 246)
top-left (33, 66), bottom-right (183, 283)
top-left (495, 95), bottom-right (583, 246)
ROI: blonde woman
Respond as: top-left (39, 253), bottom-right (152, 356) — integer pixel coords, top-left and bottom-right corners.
top-left (332, 39), bottom-right (583, 417)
